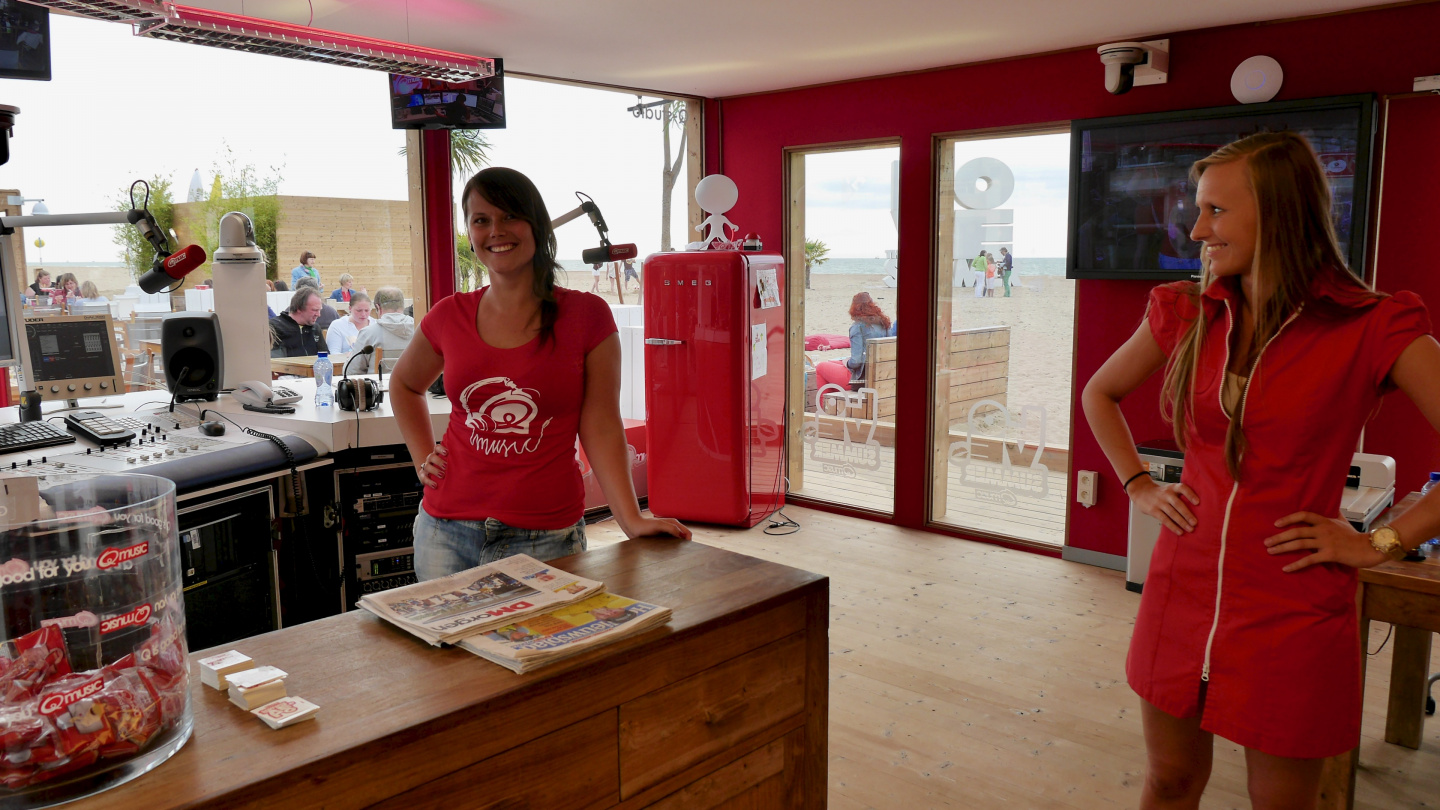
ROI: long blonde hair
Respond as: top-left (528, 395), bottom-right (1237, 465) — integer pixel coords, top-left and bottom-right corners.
top-left (1160, 131), bottom-right (1378, 480)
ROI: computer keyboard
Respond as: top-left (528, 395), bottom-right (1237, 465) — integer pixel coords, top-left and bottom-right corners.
top-left (0, 422), bottom-right (77, 455)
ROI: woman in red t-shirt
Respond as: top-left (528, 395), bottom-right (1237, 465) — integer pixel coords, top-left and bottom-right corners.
top-left (1083, 132), bottom-right (1440, 807)
top-left (390, 167), bottom-right (689, 579)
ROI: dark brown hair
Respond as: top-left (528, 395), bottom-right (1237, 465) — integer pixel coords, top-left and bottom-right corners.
top-left (460, 167), bottom-right (561, 346)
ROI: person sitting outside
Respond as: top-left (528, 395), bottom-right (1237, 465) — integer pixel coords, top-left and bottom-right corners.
top-left (326, 292), bottom-right (373, 354)
top-left (352, 287), bottom-right (414, 372)
top-left (79, 281), bottom-right (108, 304)
top-left (814, 292), bottom-right (892, 393)
top-left (290, 251), bottom-right (321, 290)
top-left (329, 273), bottom-right (366, 304)
top-left (53, 272), bottom-right (80, 305)
top-left (269, 288), bottom-right (323, 357)
top-left (28, 269), bottom-right (51, 297)
top-left (294, 277), bottom-right (340, 330)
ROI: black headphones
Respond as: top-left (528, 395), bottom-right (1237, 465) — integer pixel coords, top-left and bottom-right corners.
top-left (337, 346), bottom-right (384, 411)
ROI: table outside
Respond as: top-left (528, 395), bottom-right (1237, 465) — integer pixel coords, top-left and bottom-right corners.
top-left (1319, 492), bottom-right (1439, 809)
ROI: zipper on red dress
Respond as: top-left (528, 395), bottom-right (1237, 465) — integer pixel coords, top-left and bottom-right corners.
top-left (1200, 302), bottom-right (1303, 683)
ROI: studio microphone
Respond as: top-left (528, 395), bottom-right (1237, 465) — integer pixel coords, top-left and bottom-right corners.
top-left (581, 243), bottom-right (639, 264)
top-left (341, 344), bottom-right (374, 377)
top-left (138, 244), bottom-right (207, 293)
top-left (127, 208), bottom-right (171, 258)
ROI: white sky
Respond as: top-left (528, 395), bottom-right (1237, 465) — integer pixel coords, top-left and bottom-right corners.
top-left (0, 13), bottom-right (688, 266)
top-left (803, 133), bottom-right (1070, 258)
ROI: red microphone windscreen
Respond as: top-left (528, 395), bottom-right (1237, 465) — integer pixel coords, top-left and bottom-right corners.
top-left (608, 244), bottom-right (639, 260)
top-left (163, 245), bottom-right (207, 279)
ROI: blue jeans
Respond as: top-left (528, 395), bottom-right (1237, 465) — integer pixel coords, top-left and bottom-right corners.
top-left (413, 505), bottom-right (587, 581)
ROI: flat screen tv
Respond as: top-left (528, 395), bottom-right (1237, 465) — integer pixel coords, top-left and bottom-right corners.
top-left (0, 0), bottom-right (50, 81)
top-left (390, 58), bottom-right (504, 130)
top-left (1067, 94), bottom-right (1375, 280)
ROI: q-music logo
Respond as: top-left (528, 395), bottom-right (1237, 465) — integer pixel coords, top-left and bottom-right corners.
top-left (38, 675), bottom-right (105, 716)
top-left (100, 603), bottom-right (152, 635)
top-left (96, 541), bottom-right (149, 570)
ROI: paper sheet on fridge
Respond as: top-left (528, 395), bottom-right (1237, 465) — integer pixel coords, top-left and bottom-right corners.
top-left (751, 324), bottom-right (767, 380)
top-left (757, 268), bottom-right (782, 309)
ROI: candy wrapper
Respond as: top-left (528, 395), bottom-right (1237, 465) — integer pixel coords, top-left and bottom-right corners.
top-left (0, 626), bottom-right (71, 704)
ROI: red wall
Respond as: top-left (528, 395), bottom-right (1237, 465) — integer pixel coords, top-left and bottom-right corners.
top-left (708, 2), bottom-right (1440, 556)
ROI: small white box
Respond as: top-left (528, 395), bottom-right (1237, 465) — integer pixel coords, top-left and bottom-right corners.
top-left (1414, 74), bottom-right (1440, 92)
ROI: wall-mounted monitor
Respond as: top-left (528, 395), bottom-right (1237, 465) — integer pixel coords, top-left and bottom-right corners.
top-left (1067, 94), bottom-right (1376, 280)
top-left (390, 58), bottom-right (504, 130)
top-left (0, 1), bottom-right (50, 81)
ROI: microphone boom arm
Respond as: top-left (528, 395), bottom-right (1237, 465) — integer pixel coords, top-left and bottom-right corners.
top-left (549, 192), bottom-right (612, 252)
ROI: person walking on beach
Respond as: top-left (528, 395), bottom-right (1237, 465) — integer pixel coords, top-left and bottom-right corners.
top-left (623, 258), bottom-right (640, 293)
top-left (590, 262), bottom-right (603, 294)
top-left (1082, 130), bottom-right (1440, 808)
top-left (971, 251), bottom-right (987, 298)
top-left (1000, 247), bottom-right (1013, 297)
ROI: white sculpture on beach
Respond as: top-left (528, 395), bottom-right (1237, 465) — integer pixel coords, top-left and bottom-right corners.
top-left (694, 174), bottom-right (740, 248)
top-left (952, 157), bottom-right (1015, 292)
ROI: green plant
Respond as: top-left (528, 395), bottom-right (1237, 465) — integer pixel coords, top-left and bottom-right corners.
top-left (804, 239), bottom-right (830, 289)
top-left (112, 176), bottom-right (177, 280)
top-left (397, 129), bottom-right (491, 182)
top-left (456, 232), bottom-right (487, 292)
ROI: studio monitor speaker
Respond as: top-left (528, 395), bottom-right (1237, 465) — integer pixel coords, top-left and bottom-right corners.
top-left (162, 313), bottom-right (225, 402)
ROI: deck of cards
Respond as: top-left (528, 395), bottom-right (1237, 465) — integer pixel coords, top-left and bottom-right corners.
top-left (198, 650), bottom-right (256, 690)
top-left (226, 666), bottom-right (289, 710)
top-left (252, 697), bottom-right (320, 729)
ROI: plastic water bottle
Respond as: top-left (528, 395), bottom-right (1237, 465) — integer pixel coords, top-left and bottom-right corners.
top-left (1422, 472), bottom-right (1440, 555)
top-left (313, 351), bottom-right (333, 408)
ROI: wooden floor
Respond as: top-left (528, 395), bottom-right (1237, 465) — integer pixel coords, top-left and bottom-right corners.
top-left (589, 507), bottom-right (1440, 809)
top-left (792, 437), bottom-right (1068, 546)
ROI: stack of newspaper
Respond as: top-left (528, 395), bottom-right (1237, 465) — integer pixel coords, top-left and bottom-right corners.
top-left (356, 554), bottom-right (670, 672)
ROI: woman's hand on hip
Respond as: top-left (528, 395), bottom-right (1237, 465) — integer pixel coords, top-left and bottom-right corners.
top-left (1129, 479), bottom-right (1200, 534)
top-left (620, 515), bottom-right (692, 541)
top-left (417, 444), bottom-right (447, 489)
top-left (1264, 511), bottom-right (1388, 571)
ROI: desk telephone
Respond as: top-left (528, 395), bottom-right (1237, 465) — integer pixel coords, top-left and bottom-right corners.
top-left (232, 381), bottom-right (302, 414)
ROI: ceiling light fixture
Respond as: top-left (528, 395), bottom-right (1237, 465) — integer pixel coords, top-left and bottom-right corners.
top-left (20, 0), bottom-right (495, 82)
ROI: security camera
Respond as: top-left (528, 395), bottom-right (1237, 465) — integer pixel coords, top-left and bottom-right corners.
top-left (0, 105), bottom-right (16, 166)
top-left (1097, 40), bottom-right (1169, 95)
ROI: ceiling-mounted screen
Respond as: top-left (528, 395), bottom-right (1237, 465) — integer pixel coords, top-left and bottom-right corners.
top-left (390, 58), bottom-right (505, 130)
top-left (1067, 94), bottom-right (1375, 280)
top-left (0, 1), bottom-right (50, 81)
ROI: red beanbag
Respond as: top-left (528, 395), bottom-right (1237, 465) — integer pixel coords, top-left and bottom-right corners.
top-left (804, 334), bottom-right (850, 351)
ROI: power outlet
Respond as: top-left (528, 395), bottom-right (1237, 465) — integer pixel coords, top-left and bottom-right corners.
top-left (1076, 470), bottom-right (1098, 508)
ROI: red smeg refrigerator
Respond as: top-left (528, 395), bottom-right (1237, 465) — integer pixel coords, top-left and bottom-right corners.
top-left (643, 250), bottom-right (785, 526)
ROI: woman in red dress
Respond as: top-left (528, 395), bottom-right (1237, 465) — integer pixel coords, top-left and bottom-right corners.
top-left (1083, 131), bottom-right (1440, 808)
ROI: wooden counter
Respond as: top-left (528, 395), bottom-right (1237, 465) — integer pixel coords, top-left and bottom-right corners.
top-left (77, 538), bottom-right (829, 809)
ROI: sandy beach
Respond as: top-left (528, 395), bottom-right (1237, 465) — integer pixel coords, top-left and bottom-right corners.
top-left (570, 264), bottom-right (1078, 444)
top-left (802, 272), bottom-right (1077, 443)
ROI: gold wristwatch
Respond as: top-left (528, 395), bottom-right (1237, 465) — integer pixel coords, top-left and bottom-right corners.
top-left (1369, 525), bottom-right (1406, 561)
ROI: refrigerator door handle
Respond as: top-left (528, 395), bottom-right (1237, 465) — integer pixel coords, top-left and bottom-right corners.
top-left (644, 338), bottom-right (685, 346)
